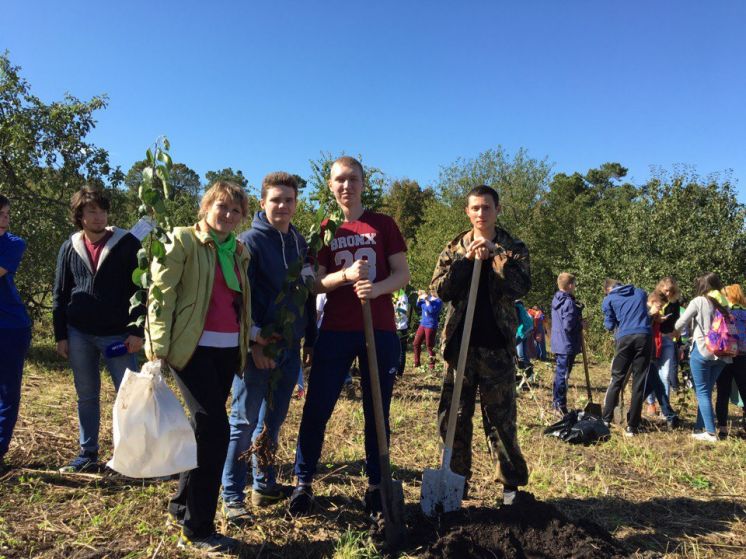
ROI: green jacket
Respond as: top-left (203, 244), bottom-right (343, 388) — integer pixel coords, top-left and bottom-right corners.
top-left (430, 227), bottom-right (530, 363)
top-left (146, 224), bottom-right (252, 371)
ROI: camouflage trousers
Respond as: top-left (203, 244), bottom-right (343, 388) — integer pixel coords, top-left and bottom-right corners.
top-left (437, 346), bottom-right (529, 488)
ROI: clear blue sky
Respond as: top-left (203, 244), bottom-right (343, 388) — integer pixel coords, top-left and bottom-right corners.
top-left (3, 0), bottom-right (745, 201)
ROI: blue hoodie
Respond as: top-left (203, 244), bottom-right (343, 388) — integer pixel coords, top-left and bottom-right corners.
top-left (417, 296), bottom-right (443, 329)
top-left (238, 212), bottom-right (309, 345)
top-left (602, 284), bottom-right (651, 340)
top-left (550, 290), bottom-right (582, 355)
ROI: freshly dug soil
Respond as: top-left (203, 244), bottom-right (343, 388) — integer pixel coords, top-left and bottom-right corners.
top-left (408, 493), bottom-right (630, 559)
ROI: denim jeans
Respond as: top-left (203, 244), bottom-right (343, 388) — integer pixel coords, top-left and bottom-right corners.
top-left (643, 363), bottom-right (677, 420)
top-left (222, 345), bottom-right (300, 502)
top-left (657, 337), bottom-right (677, 396)
top-left (689, 343), bottom-right (727, 434)
top-left (67, 325), bottom-right (137, 454)
top-left (0, 327), bottom-right (32, 458)
top-left (552, 353), bottom-right (575, 411)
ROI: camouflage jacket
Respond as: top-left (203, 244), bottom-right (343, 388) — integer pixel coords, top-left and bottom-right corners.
top-left (430, 227), bottom-right (531, 363)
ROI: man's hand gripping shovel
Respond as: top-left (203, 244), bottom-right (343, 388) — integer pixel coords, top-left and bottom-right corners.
top-left (361, 300), bottom-right (405, 547)
top-left (421, 258), bottom-right (482, 517)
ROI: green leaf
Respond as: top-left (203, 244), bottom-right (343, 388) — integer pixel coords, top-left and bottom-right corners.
top-left (132, 267), bottom-right (145, 287)
top-left (129, 315), bottom-right (146, 328)
top-left (137, 248), bottom-right (148, 269)
top-left (157, 150), bottom-right (173, 169)
top-left (315, 206), bottom-right (326, 223)
top-left (146, 148), bottom-right (154, 164)
top-left (287, 259), bottom-right (302, 278)
top-left (151, 238), bottom-right (165, 260)
top-left (151, 284), bottom-right (163, 302)
top-left (324, 229), bottom-right (333, 246)
top-left (142, 187), bottom-right (159, 206)
top-left (130, 290), bottom-right (146, 307)
top-left (162, 137), bottom-right (170, 151)
top-left (274, 291), bottom-right (284, 305)
top-left (142, 166), bottom-right (154, 183)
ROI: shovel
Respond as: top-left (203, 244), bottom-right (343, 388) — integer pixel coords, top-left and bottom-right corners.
top-left (361, 300), bottom-right (405, 547)
top-left (421, 258), bottom-right (482, 517)
top-left (580, 328), bottom-right (602, 417)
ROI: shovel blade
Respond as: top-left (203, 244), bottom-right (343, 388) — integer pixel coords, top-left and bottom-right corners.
top-left (420, 466), bottom-right (465, 517)
top-left (382, 480), bottom-right (406, 545)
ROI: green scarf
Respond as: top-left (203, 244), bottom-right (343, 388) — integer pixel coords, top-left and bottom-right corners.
top-left (209, 230), bottom-right (241, 293)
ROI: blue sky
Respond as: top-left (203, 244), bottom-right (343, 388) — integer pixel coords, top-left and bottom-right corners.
top-left (3, 1), bottom-right (745, 201)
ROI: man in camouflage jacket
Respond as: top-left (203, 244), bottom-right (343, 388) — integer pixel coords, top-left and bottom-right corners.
top-left (430, 184), bottom-right (530, 505)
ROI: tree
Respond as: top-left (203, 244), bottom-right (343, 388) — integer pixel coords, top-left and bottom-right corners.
top-left (0, 52), bottom-right (116, 317)
top-left (382, 178), bottom-right (435, 242)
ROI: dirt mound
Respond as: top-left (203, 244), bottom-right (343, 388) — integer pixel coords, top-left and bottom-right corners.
top-left (410, 493), bottom-right (630, 559)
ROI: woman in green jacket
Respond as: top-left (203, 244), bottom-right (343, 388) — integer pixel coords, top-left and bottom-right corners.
top-left (147, 181), bottom-right (251, 554)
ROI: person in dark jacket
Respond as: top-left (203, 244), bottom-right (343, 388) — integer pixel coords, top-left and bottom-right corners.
top-left (0, 194), bottom-right (32, 475)
top-left (221, 172), bottom-right (315, 519)
top-left (601, 279), bottom-right (652, 435)
top-left (550, 273), bottom-right (583, 416)
top-left (53, 187), bottom-right (144, 472)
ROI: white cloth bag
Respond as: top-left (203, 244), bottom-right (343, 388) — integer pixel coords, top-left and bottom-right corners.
top-left (107, 360), bottom-right (197, 478)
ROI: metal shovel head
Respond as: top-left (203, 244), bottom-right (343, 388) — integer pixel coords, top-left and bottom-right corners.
top-left (420, 466), bottom-right (465, 517)
top-left (382, 479), bottom-right (406, 544)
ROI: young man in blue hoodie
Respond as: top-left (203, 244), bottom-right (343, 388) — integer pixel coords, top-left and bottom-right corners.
top-left (221, 172), bottom-right (315, 520)
top-left (601, 278), bottom-right (652, 435)
top-left (550, 273), bottom-right (583, 416)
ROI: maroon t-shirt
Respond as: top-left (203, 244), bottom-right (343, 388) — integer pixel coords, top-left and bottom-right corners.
top-left (318, 211), bottom-right (407, 332)
top-left (84, 231), bottom-right (113, 273)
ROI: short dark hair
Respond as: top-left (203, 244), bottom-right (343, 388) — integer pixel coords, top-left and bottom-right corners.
top-left (70, 187), bottom-right (111, 229)
top-left (0, 194), bottom-right (9, 209)
top-left (465, 185), bottom-right (499, 207)
top-left (696, 272), bottom-right (730, 317)
top-left (331, 156), bottom-right (364, 181)
top-left (261, 171), bottom-right (299, 199)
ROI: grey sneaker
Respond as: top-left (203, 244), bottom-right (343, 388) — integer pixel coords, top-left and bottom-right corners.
top-left (221, 501), bottom-right (253, 525)
top-left (177, 531), bottom-right (240, 554)
top-left (59, 452), bottom-right (99, 473)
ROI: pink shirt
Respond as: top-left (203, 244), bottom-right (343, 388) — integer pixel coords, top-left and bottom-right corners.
top-left (199, 262), bottom-right (240, 347)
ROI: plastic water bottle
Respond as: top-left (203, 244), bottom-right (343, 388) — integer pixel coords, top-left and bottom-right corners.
top-left (105, 341), bottom-right (128, 358)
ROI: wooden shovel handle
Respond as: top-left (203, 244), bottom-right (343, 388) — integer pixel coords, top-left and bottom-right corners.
top-left (442, 258), bottom-right (482, 460)
top-left (580, 328), bottom-right (593, 402)
top-left (361, 300), bottom-right (391, 459)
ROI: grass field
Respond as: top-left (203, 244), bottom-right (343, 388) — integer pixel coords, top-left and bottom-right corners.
top-left (1, 338), bottom-right (745, 558)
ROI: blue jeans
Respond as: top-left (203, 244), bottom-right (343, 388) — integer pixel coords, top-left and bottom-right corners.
top-left (643, 363), bottom-right (677, 420)
top-left (222, 345), bottom-right (300, 501)
top-left (657, 337), bottom-right (677, 396)
top-left (552, 353), bottom-right (575, 411)
top-left (294, 330), bottom-right (399, 485)
top-left (515, 339), bottom-right (530, 369)
top-left (689, 344), bottom-right (727, 434)
top-left (67, 325), bottom-right (137, 454)
top-left (0, 327), bottom-right (32, 458)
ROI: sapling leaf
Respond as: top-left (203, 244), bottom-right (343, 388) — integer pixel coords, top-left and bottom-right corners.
top-left (151, 284), bottom-right (163, 302)
top-left (142, 166), bottom-right (154, 183)
top-left (146, 148), bottom-right (154, 164)
top-left (137, 249), bottom-right (148, 268)
top-left (162, 137), bottom-right (170, 151)
top-left (132, 268), bottom-right (145, 287)
top-left (157, 151), bottom-right (173, 169)
top-left (324, 229), bottom-right (333, 245)
top-left (130, 290), bottom-right (145, 307)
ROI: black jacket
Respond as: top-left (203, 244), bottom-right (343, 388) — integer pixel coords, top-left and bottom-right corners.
top-left (52, 227), bottom-right (144, 341)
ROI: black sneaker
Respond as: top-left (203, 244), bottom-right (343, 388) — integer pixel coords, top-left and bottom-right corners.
top-left (222, 501), bottom-right (253, 525)
top-left (624, 426), bottom-right (637, 437)
top-left (364, 487), bottom-right (382, 515)
top-left (667, 416), bottom-right (681, 430)
top-left (288, 485), bottom-right (314, 516)
top-left (251, 485), bottom-right (292, 507)
top-left (177, 531), bottom-right (240, 554)
top-left (59, 452), bottom-right (99, 473)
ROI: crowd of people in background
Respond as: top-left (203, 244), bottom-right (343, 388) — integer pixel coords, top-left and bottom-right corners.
top-left (1, 163), bottom-right (745, 554)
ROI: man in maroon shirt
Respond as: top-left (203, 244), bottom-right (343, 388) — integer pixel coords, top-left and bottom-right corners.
top-left (289, 156), bottom-right (410, 516)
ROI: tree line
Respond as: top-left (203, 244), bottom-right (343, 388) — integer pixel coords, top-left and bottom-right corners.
top-left (2, 53), bottom-right (744, 350)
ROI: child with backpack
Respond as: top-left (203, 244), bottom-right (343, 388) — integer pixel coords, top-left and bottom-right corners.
top-left (715, 283), bottom-right (746, 437)
top-left (674, 272), bottom-right (734, 442)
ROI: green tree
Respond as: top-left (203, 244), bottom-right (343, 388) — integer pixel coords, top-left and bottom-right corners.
top-left (0, 52), bottom-right (116, 316)
top-left (382, 178), bottom-right (435, 242)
